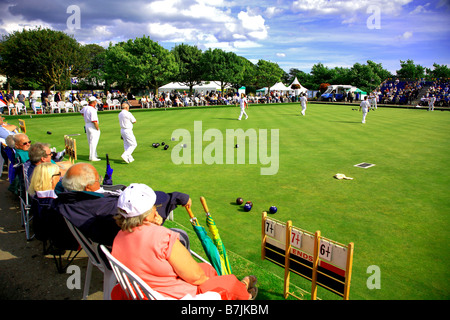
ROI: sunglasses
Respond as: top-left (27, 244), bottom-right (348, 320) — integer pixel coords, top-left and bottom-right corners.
top-left (52, 172), bottom-right (61, 178)
top-left (22, 140), bottom-right (31, 146)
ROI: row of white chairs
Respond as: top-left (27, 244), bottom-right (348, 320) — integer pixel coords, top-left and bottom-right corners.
top-left (6, 101), bottom-right (89, 115)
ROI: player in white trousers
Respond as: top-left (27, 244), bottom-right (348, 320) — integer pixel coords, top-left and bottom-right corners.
top-left (118, 102), bottom-right (137, 163)
top-left (427, 95), bottom-right (436, 111)
top-left (299, 93), bottom-right (308, 116)
top-left (81, 96), bottom-right (101, 161)
top-left (236, 93), bottom-right (248, 120)
top-left (359, 96), bottom-right (370, 124)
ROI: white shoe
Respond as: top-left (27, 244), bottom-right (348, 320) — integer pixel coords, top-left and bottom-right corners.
top-left (91, 158), bottom-right (101, 162)
top-left (128, 155), bottom-right (134, 163)
top-left (121, 154), bottom-right (130, 163)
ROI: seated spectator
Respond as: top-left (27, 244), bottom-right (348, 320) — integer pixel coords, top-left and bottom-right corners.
top-left (13, 133), bottom-right (31, 163)
top-left (111, 183), bottom-right (258, 300)
top-left (0, 115), bottom-right (16, 140)
top-left (27, 142), bottom-right (71, 181)
top-left (28, 162), bottom-right (79, 252)
top-left (54, 163), bottom-right (192, 248)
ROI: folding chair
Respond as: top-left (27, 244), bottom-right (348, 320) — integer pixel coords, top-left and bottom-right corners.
top-left (15, 162), bottom-right (33, 240)
top-left (63, 217), bottom-right (117, 300)
top-left (99, 245), bottom-right (166, 300)
top-left (100, 245), bottom-right (220, 300)
top-left (30, 195), bottom-right (82, 273)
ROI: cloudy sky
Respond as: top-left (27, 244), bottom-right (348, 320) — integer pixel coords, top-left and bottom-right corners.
top-left (1, 0), bottom-right (449, 74)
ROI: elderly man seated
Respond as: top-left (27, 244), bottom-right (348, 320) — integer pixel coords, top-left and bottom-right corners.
top-left (54, 163), bottom-right (192, 248)
top-left (13, 133), bottom-right (32, 164)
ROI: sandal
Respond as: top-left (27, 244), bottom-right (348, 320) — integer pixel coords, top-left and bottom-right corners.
top-left (248, 287), bottom-right (258, 300)
top-left (241, 275), bottom-right (258, 290)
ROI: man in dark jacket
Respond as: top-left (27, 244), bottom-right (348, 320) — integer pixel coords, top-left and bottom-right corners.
top-left (54, 163), bottom-right (191, 248)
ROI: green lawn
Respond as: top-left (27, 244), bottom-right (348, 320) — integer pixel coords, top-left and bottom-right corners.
top-left (7, 102), bottom-right (450, 300)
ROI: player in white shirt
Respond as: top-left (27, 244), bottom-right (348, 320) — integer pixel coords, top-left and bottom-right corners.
top-left (82, 96), bottom-right (101, 161)
top-left (299, 93), bottom-right (308, 116)
top-left (359, 96), bottom-right (371, 124)
top-left (236, 93), bottom-right (248, 120)
top-left (118, 102), bottom-right (137, 163)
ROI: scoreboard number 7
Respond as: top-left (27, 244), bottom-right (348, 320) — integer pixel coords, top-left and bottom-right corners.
top-left (265, 220), bottom-right (275, 237)
top-left (290, 229), bottom-right (302, 249)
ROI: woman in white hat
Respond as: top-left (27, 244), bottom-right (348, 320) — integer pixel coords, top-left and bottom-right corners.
top-left (112, 183), bottom-right (258, 300)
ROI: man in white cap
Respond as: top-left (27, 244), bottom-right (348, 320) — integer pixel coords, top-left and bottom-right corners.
top-left (82, 96), bottom-right (101, 161)
top-left (118, 102), bottom-right (137, 163)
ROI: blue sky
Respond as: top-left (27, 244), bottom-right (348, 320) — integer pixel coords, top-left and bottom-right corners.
top-left (1, 0), bottom-right (449, 75)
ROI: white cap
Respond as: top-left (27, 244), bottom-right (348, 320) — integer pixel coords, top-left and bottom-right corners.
top-left (89, 96), bottom-right (97, 102)
top-left (117, 183), bottom-right (157, 218)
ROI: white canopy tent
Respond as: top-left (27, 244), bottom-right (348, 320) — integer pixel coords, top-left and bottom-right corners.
top-left (289, 77), bottom-right (308, 95)
top-left (257, 82), bottom-right (291, 94)
top-left (270, 82), bottom-right (291, 91)
top-left (158, 81), bottom-right (232, 93)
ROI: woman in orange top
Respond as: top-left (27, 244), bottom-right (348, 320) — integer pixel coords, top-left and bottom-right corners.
top-left (112, 183), bottom-right (258, 300)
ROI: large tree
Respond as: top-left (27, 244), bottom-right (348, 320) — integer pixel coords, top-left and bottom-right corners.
top-left (0, 27), bottom-right (80, 92)
top-left (426, 63), bottom-right (450, 79)
top-left (396, 59), bottom-right (425, 79)
top-left (171, 43), bottom-right (203, 94)
top-left (255, 59), bottom-right (284, 90)
top-left (103, 36), bottom-right (178, 94)
top-left (74, 44), bottom-right (106, 89)
top-left (201, 48), bottom-right (243, 93)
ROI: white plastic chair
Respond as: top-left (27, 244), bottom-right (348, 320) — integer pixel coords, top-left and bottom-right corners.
top-left (15, 102), bottom-right (27, 114)
top-left (8, 103), bottom-right (17, 115)
top-left (57, 101), bottom-right (65, 112)
top-left (32, 102), bottom-right (43, 114)
top-left (65, 102), bottom-right (75, 113)
top-left (64, 217), bottom-right (117, 300)
top-left (99, 245), bottom-right (221, 300)
top-left (50, 102), bottom-right (59, 113)
top-left (112, 99), bottom-right (120, 109)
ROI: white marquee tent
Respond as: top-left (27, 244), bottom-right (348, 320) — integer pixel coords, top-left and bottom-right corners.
top-left (158, 81), bottom-right (232, 93)
top-left (257, 82), bottom-right (291, 94)
top-left (290, 77), bottom-right (308, 94)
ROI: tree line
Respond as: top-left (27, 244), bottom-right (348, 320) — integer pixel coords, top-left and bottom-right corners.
top-left (1, 28), bottom-right (449, 95)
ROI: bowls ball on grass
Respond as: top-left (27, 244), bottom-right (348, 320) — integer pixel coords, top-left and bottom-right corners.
top-left (269, 206), bottom-right (277, 214)
top-left (236, 197), bottom-right (244, 205)
top-left (243, 203), bottom-right (252, 212)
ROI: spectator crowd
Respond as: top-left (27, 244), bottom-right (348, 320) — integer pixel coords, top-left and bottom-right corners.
top-left (1, 113), bottom-right (259, 300)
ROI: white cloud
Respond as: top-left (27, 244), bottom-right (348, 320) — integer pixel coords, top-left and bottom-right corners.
top-left (265, 6), bottom-right (284, 18)
top-left (237, 10), bottom-right (268, 40)
top-left (276, 53), bottom-right (286, 57)
top-left (398, 31), bottom-right (413, 40)
top-left (409, 3), bottom-right (431, 14)
top-left (291, 0), bottom-right (413, 16)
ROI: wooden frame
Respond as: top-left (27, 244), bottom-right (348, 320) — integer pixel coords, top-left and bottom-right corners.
top-left (262, 212), bottom-right (354, 300)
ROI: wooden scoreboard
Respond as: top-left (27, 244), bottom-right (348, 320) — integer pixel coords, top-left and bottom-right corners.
top-left (262, 212), bottom-right (354, 300)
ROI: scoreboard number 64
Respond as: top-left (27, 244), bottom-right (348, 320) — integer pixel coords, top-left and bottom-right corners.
top-left (319, 239), bottom-right (333, 261)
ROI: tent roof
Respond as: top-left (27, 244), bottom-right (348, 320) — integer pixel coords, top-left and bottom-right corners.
top-left (290, 77), bottom-right (308, 92)
top-left (159, 81), bottom-right (231, 91)
top-left (270, 82), bottom-right (290, 91)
